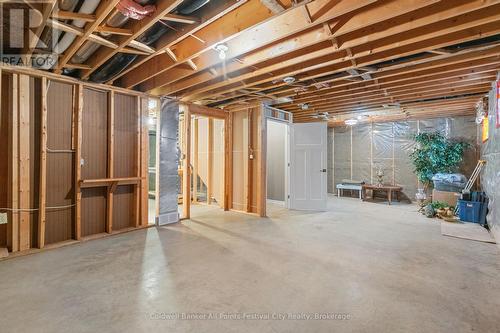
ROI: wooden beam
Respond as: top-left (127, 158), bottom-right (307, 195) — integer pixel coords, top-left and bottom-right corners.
top-left (140, 0), bottom-right (375, 92)
top-left (56, 0), bottom-right (121, 73)
top-left (260, 0), bottom-right (286, 14)
top-left (106, 91), bottom-right (114, 234)
top-left (38, 77), bottom-right (48, 248)
top-left (80, 0), bottom-right (184, 79)
top-left (74, 84), bottom-right (83, 240)
top-left (109, 0), bottom-right (247, 86)
top-left (162, 0), bottom-right (499, 101)
top-left (162, 13), bottom-right (200, 24)
top-left (153, 0), bottom-right (445, 96)
top-left (187, 103), bottom-right (227, 119)
top-left (51, 10), bottom-right (96, 22)
top-left (95, 26), bottom-right (133, 36)
top-left (181, 104), bottom-right (191, 219)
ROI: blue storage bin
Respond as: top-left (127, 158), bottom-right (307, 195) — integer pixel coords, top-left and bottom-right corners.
top-left (458, 200), bottom-right (482, 223)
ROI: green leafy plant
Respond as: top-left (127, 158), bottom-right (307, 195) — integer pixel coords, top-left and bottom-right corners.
top-left (409, 132), bottom-right (469, 189)
top-left (430, 201), bottom-right (453, 210)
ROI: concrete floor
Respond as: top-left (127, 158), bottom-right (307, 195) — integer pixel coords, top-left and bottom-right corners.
top-left (0, 196), bottom-right (499, 333)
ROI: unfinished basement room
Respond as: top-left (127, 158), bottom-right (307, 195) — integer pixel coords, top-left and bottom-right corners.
top-left (1, 0), bottom-right (500, 332)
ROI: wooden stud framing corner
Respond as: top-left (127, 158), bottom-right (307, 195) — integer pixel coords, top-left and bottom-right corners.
top-left (38, 77), bottom-right (48, 248)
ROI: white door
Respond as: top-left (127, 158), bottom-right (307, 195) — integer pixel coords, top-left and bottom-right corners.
top-left (289, 122), bottom-right (328, 210)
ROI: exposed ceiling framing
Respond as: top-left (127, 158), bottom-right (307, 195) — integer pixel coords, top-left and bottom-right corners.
top-left (9, 0), bottom-right (500, 125)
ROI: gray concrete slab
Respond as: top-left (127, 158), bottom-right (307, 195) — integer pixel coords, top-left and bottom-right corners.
top-left (0, 196), bottom-right (499, 333)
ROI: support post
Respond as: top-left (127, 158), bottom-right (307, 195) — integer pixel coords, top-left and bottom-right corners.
top-left (38, 77), bottom-right (48, 248)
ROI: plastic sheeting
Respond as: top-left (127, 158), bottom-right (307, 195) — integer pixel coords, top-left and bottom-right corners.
top-left (157, 99), bottom-right (179, 225)
top-left (328, 116), bottom-right (477, 201)
top-left (481, 82), bottom-right (500, 243)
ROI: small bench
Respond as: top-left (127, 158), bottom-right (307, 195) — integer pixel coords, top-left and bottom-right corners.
top-left (336, 184), bottom-right (363, 199)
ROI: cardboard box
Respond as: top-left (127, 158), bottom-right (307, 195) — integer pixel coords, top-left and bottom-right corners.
top-left (432, 189), bottom-right (460, 207)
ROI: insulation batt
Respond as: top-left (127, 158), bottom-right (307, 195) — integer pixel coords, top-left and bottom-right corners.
top-left (117, 0), bottom-right (156, 20)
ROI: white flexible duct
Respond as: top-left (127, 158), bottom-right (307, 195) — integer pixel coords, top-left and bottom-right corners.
top-left (34, 0), bottom-right (100, 69)
top-left (72, 0), bottom-right (151, 65)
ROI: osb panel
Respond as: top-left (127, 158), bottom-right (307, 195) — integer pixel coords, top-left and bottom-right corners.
top-left (45, 80), bottom-right (74, 244)
top-left (231, 110), bottom-right (248, 211)
top-left (114, 93), bottom-right (137, 178)
top-left (81, 187), bottom-right (106, 237)
top-left (0, 74), bottom-right (8, 247)
top-left (112, 185), bottom-right (135, 230)
top-left (82, 88), bottom-right (108, 179)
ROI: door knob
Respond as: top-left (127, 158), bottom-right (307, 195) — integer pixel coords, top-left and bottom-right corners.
top-left (321, 169), bottom-right (327, 172)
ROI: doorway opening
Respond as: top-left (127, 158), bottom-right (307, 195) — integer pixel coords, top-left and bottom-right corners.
top-left (178, 106), bottom-right (228, 220)
top-left (266, 119), bottom-right (288, 207)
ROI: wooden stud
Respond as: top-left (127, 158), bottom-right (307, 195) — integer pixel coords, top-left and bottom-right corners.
top-left (18, 74), bottom-right (31, 251)
top-left (224, 112), bottom-right (233, 211)
top-left (140, 98), bottom-right (150, 226)
top-left (38, 77), bottom-right (48, 248)
top-left (8, 74), bottom-right (19, 252)
top-left (74, 84), bottom-right (83, 240)
top-left (192, 118), bottom-right (199, 203)
top-left (134, 96), bottom-right (141, 227)
top-left (257, 105), bottom-right (267, 217)
top-left (181, 104), bottom-right (191, 219)
top-left (207, 118), bottom-right (214, 204)
top-left (106, 91), bottom-right (114, 233)
top-left (247, 108), bottom-right (254, 213)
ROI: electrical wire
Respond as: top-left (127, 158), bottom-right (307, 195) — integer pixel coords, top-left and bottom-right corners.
top-left (0, 204), bottom-right (76, 212)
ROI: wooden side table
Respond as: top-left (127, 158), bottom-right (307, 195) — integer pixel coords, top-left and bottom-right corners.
top-left (362, 184), bottom-right (403, 205)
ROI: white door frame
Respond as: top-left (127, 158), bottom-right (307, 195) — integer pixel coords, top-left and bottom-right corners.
top-left (263, 106), bottom-right (293, 209)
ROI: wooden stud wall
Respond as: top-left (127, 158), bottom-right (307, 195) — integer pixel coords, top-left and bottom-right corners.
top-left (229, 104), bottom-right (267, 217)
top-left (0, 66), bottom-right (152, 254)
